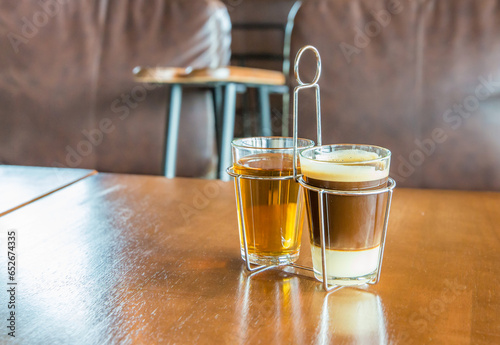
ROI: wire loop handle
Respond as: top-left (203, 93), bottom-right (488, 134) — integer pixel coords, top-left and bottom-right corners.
top-left (293, 45), bottom-right (322, 180)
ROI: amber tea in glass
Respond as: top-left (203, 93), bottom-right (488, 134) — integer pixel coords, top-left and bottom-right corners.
top-left (232, 137), bottom-right (314, 265)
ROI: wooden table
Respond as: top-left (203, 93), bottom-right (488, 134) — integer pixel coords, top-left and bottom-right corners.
top-left (0, 165), bottom-right (96, 217)
top-left (0, 168), bottom-right (499, 344)
top-left (134, 66), bottom-right (287, 180)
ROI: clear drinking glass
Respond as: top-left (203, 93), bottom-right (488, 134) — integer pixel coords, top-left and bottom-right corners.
top-left (231, 137), bottom-right (314, 265)
top-left (300, 144), bottom-right (393, 285)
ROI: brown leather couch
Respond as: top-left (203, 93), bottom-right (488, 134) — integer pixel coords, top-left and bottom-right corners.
top-left (0, 0), bottom-right (231, 177)
top-left (291, 0), bottom-right (500, 190)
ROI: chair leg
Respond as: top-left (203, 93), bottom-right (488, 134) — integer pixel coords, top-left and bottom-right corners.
top-left (164, 84), bottom-right (182, 178)
top-left (257, 85), bottom-right (272, 136)
top-left (212, 86), bottom-right (223, 157)
top-left (219, 83), bottom-right (237, 181)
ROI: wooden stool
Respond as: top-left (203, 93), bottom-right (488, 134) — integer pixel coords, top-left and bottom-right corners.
top-left (133, 66), bottom-right (286, 181)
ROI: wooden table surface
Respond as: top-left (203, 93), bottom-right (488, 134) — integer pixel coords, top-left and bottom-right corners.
top-left (133, 66), bottom-right (286, 86)
top-left (0, 165), bottom-right (96, 217)
top-left (0, 170), bottom-right (499, 344)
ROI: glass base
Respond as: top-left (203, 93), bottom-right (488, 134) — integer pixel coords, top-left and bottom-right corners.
top-left (241, 248), bottom-right (299, 266)
top-left (313, 271), bottom-right (377, 286)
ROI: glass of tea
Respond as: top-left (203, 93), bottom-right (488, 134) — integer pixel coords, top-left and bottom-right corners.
top-left (231, 137), bottom-right (314, 266)
top-left (299, 144), bottom-right (394, 286)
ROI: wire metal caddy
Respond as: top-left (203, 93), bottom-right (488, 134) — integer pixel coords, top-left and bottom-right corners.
top-left (227, 46), bottom-right (395, 292)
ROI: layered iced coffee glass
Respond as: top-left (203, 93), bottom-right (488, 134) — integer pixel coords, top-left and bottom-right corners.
top-left (300, 144), bottom-right (392, 285)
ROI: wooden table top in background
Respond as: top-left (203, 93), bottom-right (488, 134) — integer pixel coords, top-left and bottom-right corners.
top-left (133, 66), bottom-right (286, 86)
top-left (0, 171), bottom-right (499, 344)
top-left (0, 165), bottom-right (96, 217)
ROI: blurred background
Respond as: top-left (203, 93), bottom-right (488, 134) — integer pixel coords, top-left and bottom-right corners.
top-left (1, 0), bottom-right (500, 190)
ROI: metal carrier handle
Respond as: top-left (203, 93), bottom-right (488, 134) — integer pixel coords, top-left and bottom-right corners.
top-left (292, 45), bottom-right (322, 180)
top-left (289, 46), bottom-right (395, 291)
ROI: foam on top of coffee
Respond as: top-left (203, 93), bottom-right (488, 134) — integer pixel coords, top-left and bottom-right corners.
top-left (300, 149), bottom-right (389, 182)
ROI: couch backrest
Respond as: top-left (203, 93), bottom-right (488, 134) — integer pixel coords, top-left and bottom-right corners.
top-left (0, 0), bottom-right (231, 176)
top-left (291, 0), bottom-right (500, 190)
